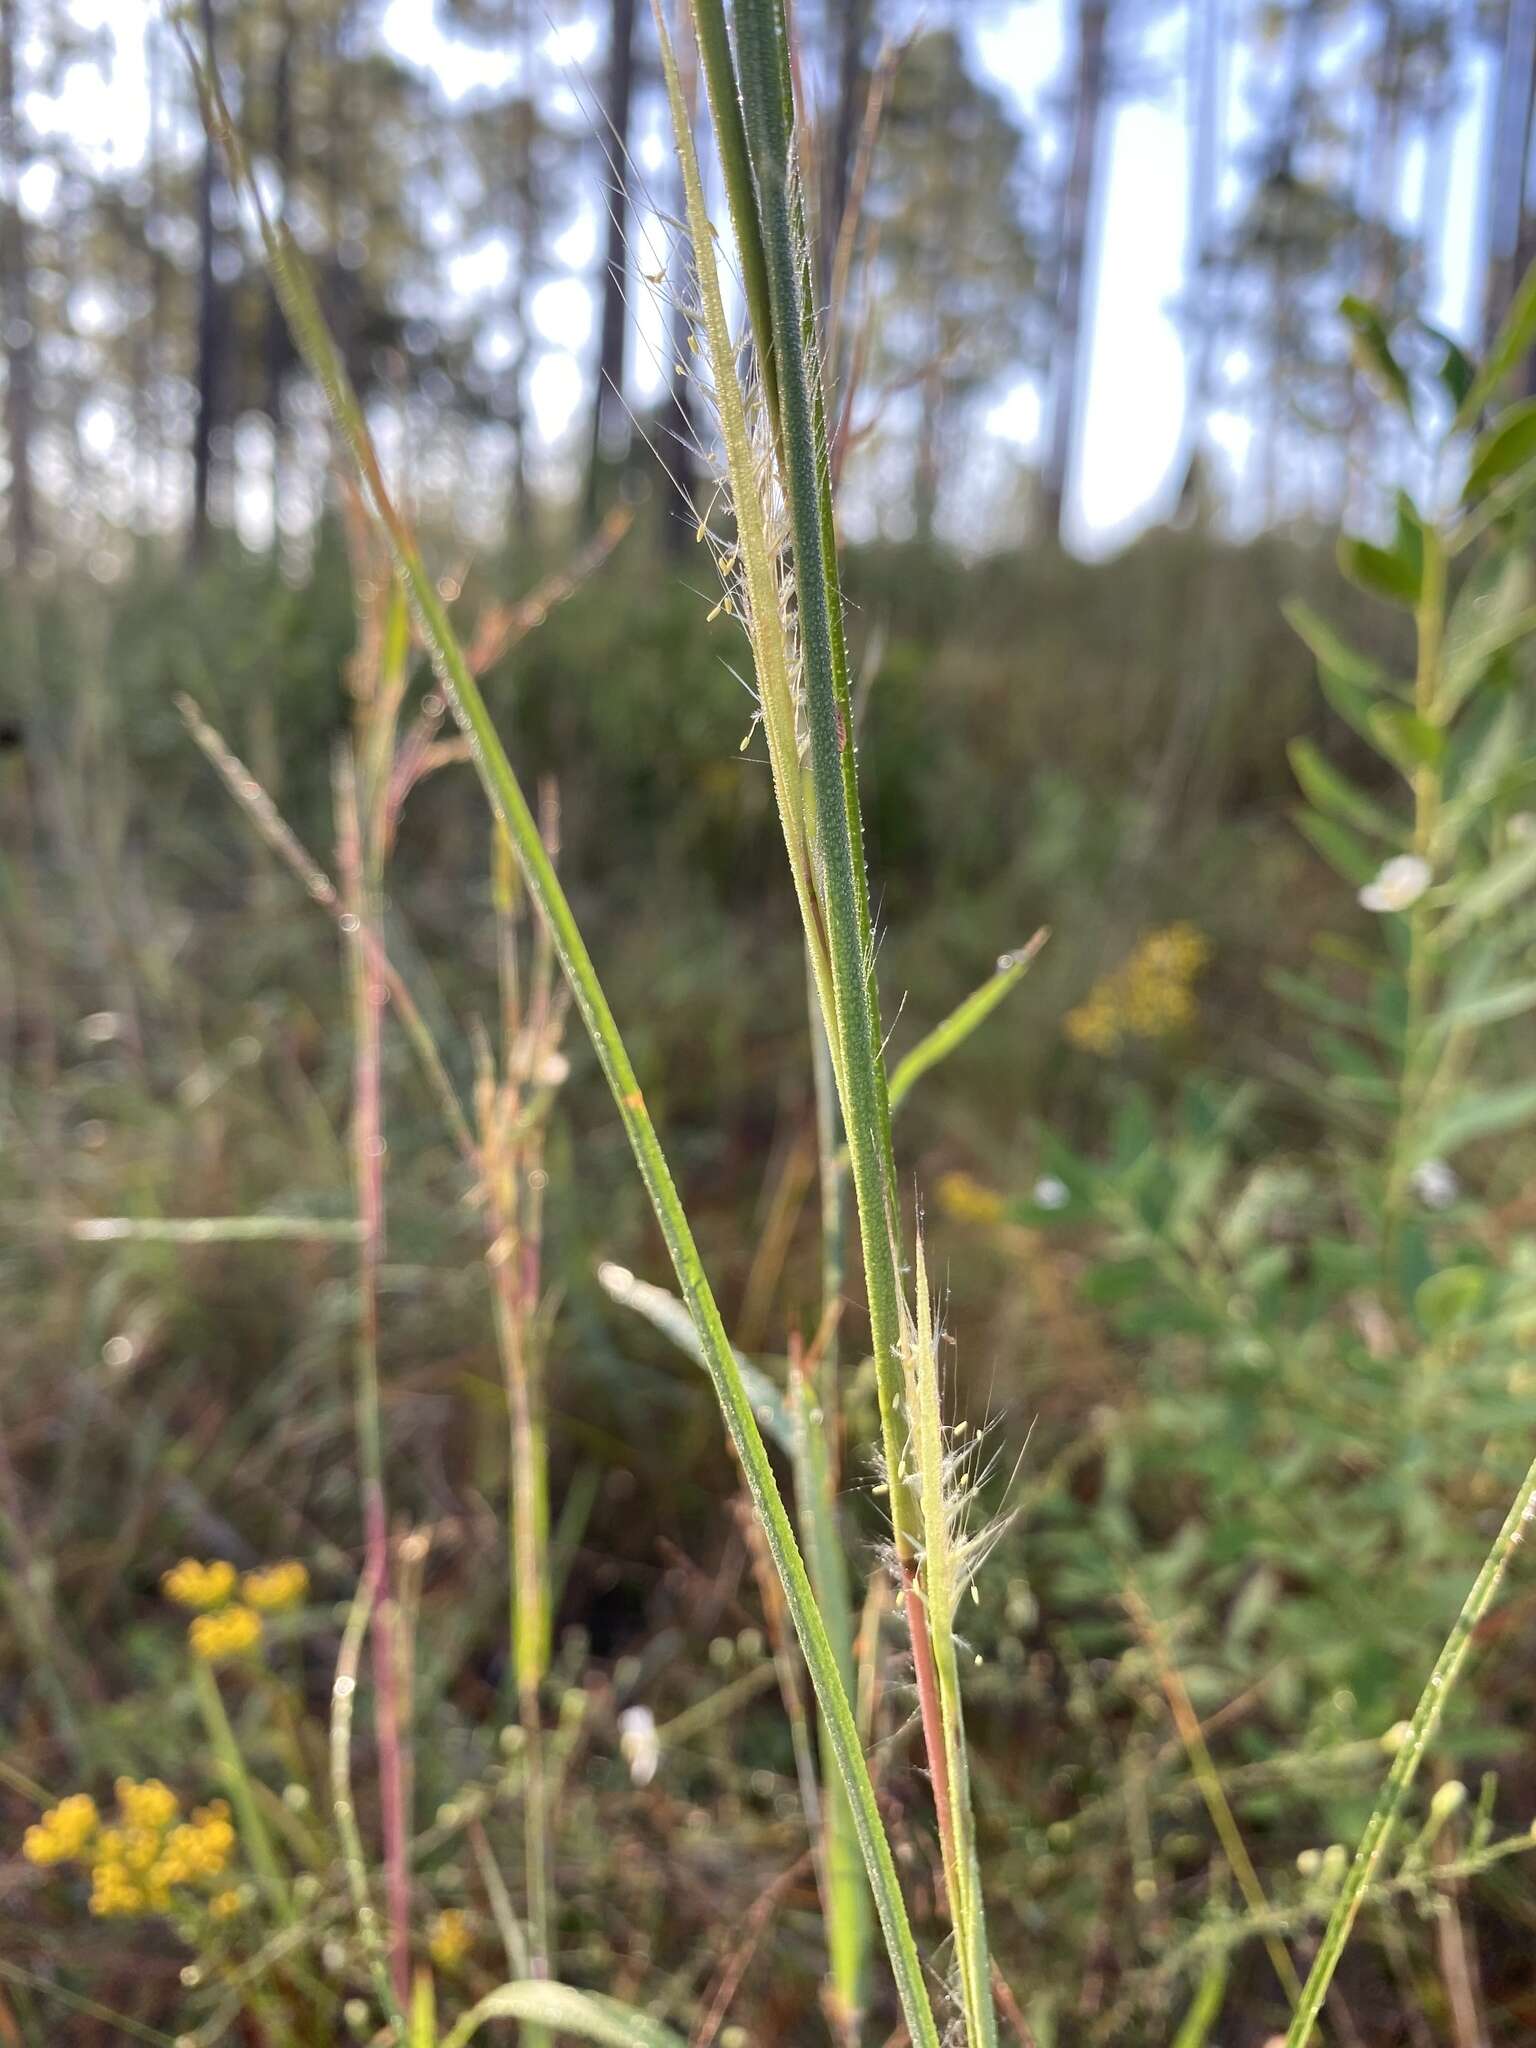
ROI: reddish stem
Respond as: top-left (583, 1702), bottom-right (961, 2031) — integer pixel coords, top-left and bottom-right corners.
top-left (899, 1554), bottom-right (955, 1884)
top-left (340, 763), bottom-right (412, 2012)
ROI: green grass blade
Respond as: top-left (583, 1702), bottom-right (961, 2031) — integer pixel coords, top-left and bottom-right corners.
top-left (887, 933), bottom-right (1049, 1114)
top-left (1283, 1444), bottom-right (1536, 2046)
top-left (71, 1217), bottom-right (364, 1244)
top-left (650, 2), bottom-right (842, 1102)
top-left (689, 0), bottom-right (779, 444)
top-left (729, 0), bottom-right (916, 1559)
top-left (195, 54), bottom-right (941, 2048)
top-left (1172, 1954), bottom-right (1230, 2048)
top-left (596, 1259), bottom-right (793, 1454)
top-left (439, 1983), bottom-right (688, 2048)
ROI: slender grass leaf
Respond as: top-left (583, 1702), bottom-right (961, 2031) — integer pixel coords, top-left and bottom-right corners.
top-left (439, 1983), bottom-right (688, 2048)
top-left (597, 1260), bottom-right (792, 1453)
top-left (888, 930), bottom-right (1048, 1113)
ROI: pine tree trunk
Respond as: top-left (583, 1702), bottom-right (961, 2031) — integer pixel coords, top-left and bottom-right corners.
top-left (1482, 0), bottom-right (1536, 348)
top-left (507, 14), bottom-right (536, 546)
top-left (821, 0), bottom-right (870, 308)
top-left (0, 0), bottom-right (38, 570)
top-left (189, 0), bottom-right (220, 563)
top-left (584, 0), bottom-right (637, 528)
top-left (266, 0), bottom-right (294, 547)
top-left (1043, 0), bottom-right (1109, 545)
top-left (662, 9), bottom-right (699, 554)
top-left (1174, 0), bottom-right (1222, 506)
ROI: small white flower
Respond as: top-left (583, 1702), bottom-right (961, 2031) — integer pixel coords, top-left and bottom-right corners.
top-left (1411, 1158), bottom-right (1459, 1210)
top-left (1358, 855), bottom-right (1431, 913)
top-left (1032, 1175), bottom-right (1069, 1211)
top-left (618, 1704), bottom-right (660, 1787)
top-left (1510, 812), bottom-right (1536, 843)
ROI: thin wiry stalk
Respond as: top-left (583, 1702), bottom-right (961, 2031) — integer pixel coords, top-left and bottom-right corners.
top-left (176, 691), bottom-right (478, 1171)
top-left (335, 747), bottom-right (412, 2013)
top-left (1125, 1583), bottom-right (1302, 2011)
top-left (196, 51), bottom-right (943, 2048)
top-left (70, 1216), bottom-right (366, 1244)
top-left (328, 1573), bottom-right (403, 2033)
top-left (1283, 1447), bottom-right (1536, 2046)
top-left (191, 1658), bottom-right (293, 1932)
top-left (477, 817), bottom-right (564, 2040)
top-left (469, 1818), bottom-right (534, 1980)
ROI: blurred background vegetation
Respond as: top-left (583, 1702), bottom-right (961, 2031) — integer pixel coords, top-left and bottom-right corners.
top-left (8, 1), bottom-right (1536, 2044)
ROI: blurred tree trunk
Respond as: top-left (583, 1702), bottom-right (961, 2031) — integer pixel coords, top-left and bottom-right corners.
top-left (0, 0), bottom-right (38, 570)
top-left (265, 0), bottom-right (294, 546)
top-left (1174, 0), bottom-right (1222, 507)
top-left (1482, 0), bottom-right (1536, 342)
top-left (584, 0), bottom-right (637, 528)
top-left (1482, 0), bottom-right (1536, 391)
top-left (1260, 0), bottom-right (1319, 525)
top-left (325, 0), bottom-right (359, 379)
top-left (1043, 0), bottom-right (1109, 545)
top-left (821, 0), bottom-right (871, 308)
top-left (190, 0), bottom-right (221, 563)
top-left (662, 8), bottom-right (698, 555)
top-left (506, 6), bottom-right (539, 546)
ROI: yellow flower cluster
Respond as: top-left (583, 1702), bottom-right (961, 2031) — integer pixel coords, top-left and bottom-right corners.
top-left (162, 1556), bottom-right (309, 1660)
top-left (428, 1908), bottom-right (473, 1969)
top-left (161, 1558), bottom-right (238, 1609)
top-left (936, 1171), bottom-right (1007, 1227)
top-left (188, 1605), bottom-right (264, 1662)
top-left (1064, 923), bottom-right (1211, 1057)
top-left (241, 1560), bottom-right (310, 1612)
top-left (23, 1779), bottom-right (236, 1919)
top-left (22, 1792), bottom-right (99, 1865)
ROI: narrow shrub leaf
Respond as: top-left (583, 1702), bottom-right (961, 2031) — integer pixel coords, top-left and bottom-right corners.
top-left (1464, 396), bottom-right (1536, 504)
